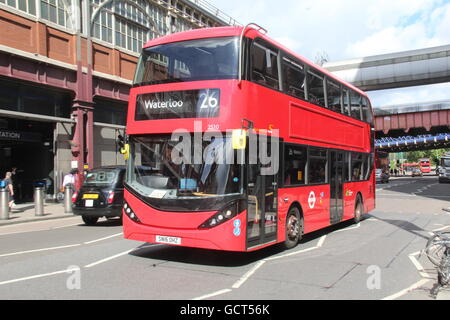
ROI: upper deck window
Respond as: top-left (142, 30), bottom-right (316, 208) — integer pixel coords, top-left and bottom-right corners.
top-left (251, 40), bottom-right (280, 90)
top-left (306, 70), bottom-right (325, 107)
top-left (282, 57), bottom-right (306, 100)
top-left (133, 37), bottom-right (239, 86)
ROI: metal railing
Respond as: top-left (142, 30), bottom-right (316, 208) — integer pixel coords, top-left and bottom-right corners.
top-left (186, 0), bottom-right (241, 26)
top-left (374, 100), bottom-right (450, 116)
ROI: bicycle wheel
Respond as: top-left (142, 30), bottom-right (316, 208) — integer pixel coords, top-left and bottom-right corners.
top-left (425, 233), bottom-right (450, 266)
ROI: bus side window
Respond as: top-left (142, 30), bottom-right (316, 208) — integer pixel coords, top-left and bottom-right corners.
top-left (282, 57), bottom-right (306, 101)
top-left (351, 153), bottom-right (364, 181)
top-left (342, 89), bottom-right (350, 116)
top-left (308, 148), bottom-right (327, 184)
top-left (283, 145), bottom-right (307, 186)
top-left (326, 79), bottom-right (342, 113)
top-left (350, 91), bottom-right (363, 120)
top-left (362, 97), bottom-right (373, 123)
top-left (251, 41), bottom-right (279, 90)
top-left (306, 70), bottom-right (325, 107)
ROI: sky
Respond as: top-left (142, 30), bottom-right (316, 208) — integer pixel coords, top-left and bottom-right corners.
top-left (205, 0), bottom-right (450, 107)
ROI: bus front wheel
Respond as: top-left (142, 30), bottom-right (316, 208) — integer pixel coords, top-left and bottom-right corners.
top-left (353, 196), bottom-right (364, 224)
top-left (284, 207), bottom-right (303, 249)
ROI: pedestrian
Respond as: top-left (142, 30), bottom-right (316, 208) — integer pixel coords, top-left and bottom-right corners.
top-left (3, 172), bottom-right (15, 211)
top-left (62, 169), bottom-right (78, 192)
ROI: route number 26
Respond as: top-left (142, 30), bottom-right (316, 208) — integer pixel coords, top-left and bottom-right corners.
top-left (199, 89), bottom-right (219, 109)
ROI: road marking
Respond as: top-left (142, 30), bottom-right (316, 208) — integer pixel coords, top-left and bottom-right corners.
top-left (317, 235), bottom-right (327, 247)
top-left (0, 267), bottom-right (79, 286)
top-left (192, 289), bottom-right (232, 300)
top-left (408, 252), bottom-right (430, 279)
top-left (0, 232), bottom-right (125, 258)
top-left (232, 260), bottom-right (266, 289)
top-left (382, 279), bottom-right (430, 300)
top-left (0, 244), bottom-right (81, 258)
top-left (84, 249), bottom-right (133, 268)
top-left (83, 232), bottom-right (123, 244)
top-left (432, 225), bottom-right (450, 232)
top-left (50, 222), bottom-right (82, 230)
top-left (0, 218), bottom-right (81, 236)
top-left (332, 223), bottom-right (360, 233)
top-left (382, 250), bottom-right (433, 300)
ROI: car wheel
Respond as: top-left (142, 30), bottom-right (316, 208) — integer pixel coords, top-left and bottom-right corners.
top-left (82, 216), bottom-right (99, 226)
top-left (284, 207), bottom-right (303, 249)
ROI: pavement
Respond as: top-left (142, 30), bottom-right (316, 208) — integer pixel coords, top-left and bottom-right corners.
top-left (1, 175), bottom-right (449, 300)
top-left (0, 200), bottom-right (75, 226)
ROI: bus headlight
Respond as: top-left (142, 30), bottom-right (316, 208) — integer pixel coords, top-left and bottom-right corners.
top-left (123, 202), bottom-right (141, 223)
top-left (199, 200), bottom-right (245, 229)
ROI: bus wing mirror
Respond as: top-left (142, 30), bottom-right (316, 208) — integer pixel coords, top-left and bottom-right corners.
top-left (232, 129), bottom-right (247, 150)
top-left (120, 143), bottom-right (130, 160)
top-left (117, 134), bottom-right (125, 149)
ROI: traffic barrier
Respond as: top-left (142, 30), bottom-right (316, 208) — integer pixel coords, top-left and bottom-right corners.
top-left (0, 188), bottom-right (9, 220)
top-left (64, 186), bottom-right (73, 214)
top-left (34, 186), bottom-right (44, 216)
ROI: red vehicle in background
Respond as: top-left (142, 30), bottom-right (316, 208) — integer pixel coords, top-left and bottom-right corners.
top-left (120, 24), bottom-right (376, 252)
top-left (419, 158), bottom-right (431, 174)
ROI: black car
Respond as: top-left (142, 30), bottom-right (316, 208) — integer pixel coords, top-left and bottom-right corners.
top-left (73, 166), bottom-right (125, 225)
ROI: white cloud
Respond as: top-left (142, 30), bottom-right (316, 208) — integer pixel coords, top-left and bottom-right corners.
top-left (205, 0), bottom-right (450, 104)
top-left (207, 0), bottom-right (450, 60)
top-left (368, 82), bottom-right (450, 107)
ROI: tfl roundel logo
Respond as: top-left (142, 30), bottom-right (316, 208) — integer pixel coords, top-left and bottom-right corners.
top-left (233, 219), bottom-right (241, 237)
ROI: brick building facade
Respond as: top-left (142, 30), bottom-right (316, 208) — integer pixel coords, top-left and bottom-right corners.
top-left (0, 0), bottom-right (237, 201)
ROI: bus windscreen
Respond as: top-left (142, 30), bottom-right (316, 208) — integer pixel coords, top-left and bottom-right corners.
top-left (133, 37), bottom-right (239, 86)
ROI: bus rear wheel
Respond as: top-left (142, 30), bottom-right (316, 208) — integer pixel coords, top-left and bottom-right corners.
top-left (284, 207), bottom-right (303, 249)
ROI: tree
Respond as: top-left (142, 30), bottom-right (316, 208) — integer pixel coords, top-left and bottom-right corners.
top-left (314, 51), bottom-right (329, 66)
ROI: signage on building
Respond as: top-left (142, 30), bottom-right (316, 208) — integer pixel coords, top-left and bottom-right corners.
top-left (0, 129), bottom-right (42, 142)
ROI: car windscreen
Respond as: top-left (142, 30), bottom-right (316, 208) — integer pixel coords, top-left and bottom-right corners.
top-left (84, 169), bottom-right (119, 185)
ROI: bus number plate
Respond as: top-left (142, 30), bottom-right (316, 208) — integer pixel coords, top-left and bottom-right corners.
top-left (156, 235), bottom-right (181, 245)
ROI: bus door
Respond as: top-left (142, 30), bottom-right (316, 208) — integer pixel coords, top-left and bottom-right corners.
top-left (330, 151), bottom-right (344, 224)
top-left (246, 137), bottom-right (278, 249)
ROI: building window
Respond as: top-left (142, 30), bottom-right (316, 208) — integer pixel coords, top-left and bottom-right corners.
top-left (0, 0), bottom-right (36, 15)
top-left (40, 0), bottom-right (71, 28)
top-left (94, 99), bottom-right (127, 126)
top-left (93, 6), bottom-right (113, 43)
top-left (115, 17), bottom-right (146, 52)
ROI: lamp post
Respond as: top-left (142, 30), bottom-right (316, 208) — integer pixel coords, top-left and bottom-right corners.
top-left (66, 0), bottom-right (159, 190)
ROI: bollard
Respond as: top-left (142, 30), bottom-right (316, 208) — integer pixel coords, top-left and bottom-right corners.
top-left (64, 186), bottom-right (73, 214)
top-left (0, 188), bottom-right (9, 220)
top-left (34, 186), bottom-right (44, 216)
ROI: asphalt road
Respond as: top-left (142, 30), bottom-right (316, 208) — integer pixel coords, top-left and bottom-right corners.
top-left (0, 175), bottom-right (449, 302)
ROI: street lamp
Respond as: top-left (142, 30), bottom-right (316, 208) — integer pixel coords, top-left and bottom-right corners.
top-left (64, 0), bottom-right (159, 190)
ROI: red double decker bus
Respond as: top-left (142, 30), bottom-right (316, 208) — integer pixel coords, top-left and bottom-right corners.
top-left (419, 158), bottom-right (431, 174)
top-left (121, 24), bottom-right (375, 252)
